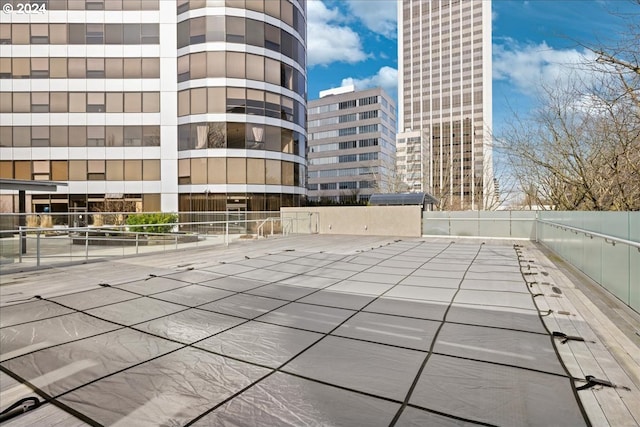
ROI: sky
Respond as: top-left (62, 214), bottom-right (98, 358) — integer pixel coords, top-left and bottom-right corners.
top-left (305, 0), bottom-right (637, 135)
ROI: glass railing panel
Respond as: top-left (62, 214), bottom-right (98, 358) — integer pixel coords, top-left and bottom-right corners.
top-left (510, 211), bottom-right (537, 239)
top-left (478, 211), bottom-right (511, 238)
top-left (422, 211), bottom-right (450, 235)
top-left (450, 211), bottom-right (479, 237)
top-left (630, 213), bottom-right (640, 312)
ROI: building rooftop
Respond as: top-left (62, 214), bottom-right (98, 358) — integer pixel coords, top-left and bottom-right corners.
top-left (1, 235), bottom-right (638, 426)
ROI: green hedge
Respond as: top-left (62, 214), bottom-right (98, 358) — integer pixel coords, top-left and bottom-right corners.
top-left (126, 213), bottom-right (178, 234)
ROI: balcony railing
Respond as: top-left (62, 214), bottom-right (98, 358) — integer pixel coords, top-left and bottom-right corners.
top-left (422, 210), bottom-right (639, 313)
top-left (0, 211), bottom-right (314, 273)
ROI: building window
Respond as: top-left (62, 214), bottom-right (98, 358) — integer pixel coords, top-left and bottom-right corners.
top-left (339, 113), bottom-right (357, 123)
top-left (31, 58), bottom-right (49, 78)
top-left (338, 127), bottom-right (357, 137)
top-left (31, 93), bottom-right (49, 113)
top-left (87, 127), bottom-right (105, 146)
top-left (359, 124), bottom-right (378, 134)
top-left (339, 181), bottom-right (357, 190)
top-left (31, 24), bottom-right (49, 44)
top-left (31, 128), bottom-right (49, 147)
top-left (359, 96), bottom-right (379, 106)
top-left (339, 154), bottom-right (357, 163)
top-left (124, 127), bottom-right (142, 146)
top-left (87, 93), bottom-right (105, 112)
top-left (359, 152), bottom-right (378, 161)
top-left (86, 24), bottom-right (104, 44)
top-left (141, 24), bottom-right (159, 44)
top-left (87, 160), bottom-right (106, 181)
top-left (359, 110), bottom-right (378, 120)
top-left (359, 138), bottom-right (379, 147)
top-left (339, 100), bottom-right (356, 109)
top-left (86, 58), bottom-right (105, 78)
top-left (86, 0), bottom-right (105, 10)
top-left (339, 141), bottom-right (357, 150)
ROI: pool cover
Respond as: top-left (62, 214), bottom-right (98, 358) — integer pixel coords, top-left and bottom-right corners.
top-left (0, 240), bottom-right (589, 426)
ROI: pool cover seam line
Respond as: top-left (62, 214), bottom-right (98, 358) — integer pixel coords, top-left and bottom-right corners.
top-left (180, 243), bottom-right (435, 426)
top-left (405, 402), bottom-right (499, 427)
top-left (1, 245), bottom-right (364, 355)
top-left (515, 245), bottom-right (593, 427)
top-left (1, 244), bottom-right (378, 364)
top-left (389, 242), bottom-right (486, 427)
top-left (0, 364), bottom-right (103, 427)
top-left (0, 241), bottom-right (557, 426)
top-left (184, 239), bottom-right (439, 426)
top-left (2, 241), bottom-right (422, 424)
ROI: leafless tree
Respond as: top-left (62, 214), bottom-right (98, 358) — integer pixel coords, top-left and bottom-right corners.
top-left (498, 3), bottom-right (640, 210)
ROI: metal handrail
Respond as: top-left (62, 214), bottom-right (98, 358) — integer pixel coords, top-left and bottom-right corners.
top-left (5, 216), bottom-right (308, 270)
top-left (536, 219), bottom-right (640, 250)
top-left (256, 217), bottom-right (292, 237)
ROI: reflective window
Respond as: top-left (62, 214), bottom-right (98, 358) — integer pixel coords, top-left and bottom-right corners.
top-left (124, 160), bottom-right (142, 180)
top-left (69, 93), bottom-right (86, 113)
top-left (227, 158), bottom-right (246, 184)
top-left (226, 52), bottom-right (245, 79)
top-left (208, 158), bottom-right (226, 184)
top-left (207, 87), bottom-right (225, 114)
top-left (13, 58), bottom-right (30, 79)
top-left (124, 93), bottom-right (141, 113)
top-left (190, 88), bottom-right (207, 115)
top-left (48, 58), bottom-right (65, 78)
top-left (247, 158), bottom-right (265, 184)
top-left (207, 51), bottom-right (225, 77)
top-left (226, 123), bottom-right (245, 149)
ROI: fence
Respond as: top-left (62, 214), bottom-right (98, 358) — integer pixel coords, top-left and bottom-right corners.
top-left (422, 211), bottom-right (639, 312)
top-left (536, 211), bottom-right (639, 313)
top-left (0, 211), bottom-right (312, 273)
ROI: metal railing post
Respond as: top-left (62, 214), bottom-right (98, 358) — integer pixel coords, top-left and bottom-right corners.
top-left (36, 230), bottom-right (41, 267)
top-left (136, 233), bottom-right (139, 254)
top-left (270, 218), bottom-right (273, 236)
top-left (18, 226), bottom-right (23, 263)
top-left (225, 212), bottom-right (229, 246)
top-left (85, 229), bottom-right (89, 262)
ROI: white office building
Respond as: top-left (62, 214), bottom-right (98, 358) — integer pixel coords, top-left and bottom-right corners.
top-left (0, 0), bottom-right (307, 215)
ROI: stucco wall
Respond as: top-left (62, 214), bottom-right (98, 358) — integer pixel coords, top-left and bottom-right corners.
top-left (281, 206), bottom-right (422, 237)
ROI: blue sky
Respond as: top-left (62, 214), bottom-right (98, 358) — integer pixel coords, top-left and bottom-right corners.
top-left (305, 0), bottom-right (636, 134)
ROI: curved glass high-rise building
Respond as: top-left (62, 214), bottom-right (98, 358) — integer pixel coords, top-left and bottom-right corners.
top-left (0, 0), bottom-right (307, 215)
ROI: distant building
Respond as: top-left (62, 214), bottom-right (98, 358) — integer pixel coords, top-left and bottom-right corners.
top-left (398, 0), bottom-right (493, 209)
top-left (307, 86), bottom-right (397, 203)
top-left (396, 129), bottom-right (428, 192)
top-left (0, 0), bottom-right (307, 215)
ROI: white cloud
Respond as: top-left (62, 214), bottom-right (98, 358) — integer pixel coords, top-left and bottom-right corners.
top-left (307, 0), bottom-right (368, 67)
top-left (493, 40), bottom-right (594, 96)
top-left (340, 66), bottom-right (398, 97)
top-left (345, 0), bottom-right (397, 39)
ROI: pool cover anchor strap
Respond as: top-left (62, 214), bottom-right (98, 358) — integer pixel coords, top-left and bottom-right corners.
top-left (576, 375), bottom-right (631, 392)
top-left (0, 397), bottom-right (41, 423)
top-left (552, 331), bottom-right (596, 344)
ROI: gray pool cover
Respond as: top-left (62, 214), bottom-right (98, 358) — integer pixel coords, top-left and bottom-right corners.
top-left (0, 241), bottom-right (589, 426)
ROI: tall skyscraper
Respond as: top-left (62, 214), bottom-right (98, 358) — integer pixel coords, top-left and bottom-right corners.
top-left (0, 0), bottom-right (307, 216)
top-left (398, 0), bottom-right (492, 209)
top-left (307, 86), bottom-right (397, 203)
top-left (396, 129), bottom-right (427, 192)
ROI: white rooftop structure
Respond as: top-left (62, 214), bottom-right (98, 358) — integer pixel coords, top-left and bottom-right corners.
top-left (319, 85), bottom-right (356, 98)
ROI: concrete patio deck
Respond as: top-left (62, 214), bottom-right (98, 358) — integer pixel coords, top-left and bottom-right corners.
top-left (1, 235), bottom-right (638, 426)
